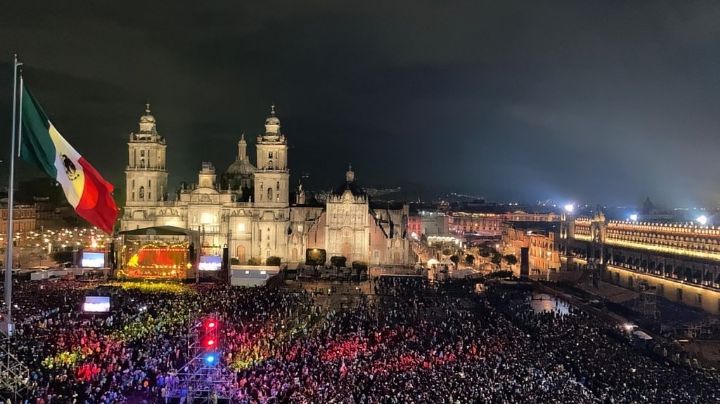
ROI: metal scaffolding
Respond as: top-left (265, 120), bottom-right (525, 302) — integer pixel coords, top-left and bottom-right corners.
top-left (0, 338), bottom-right (29, 401)
top-left (165, 315), bottom-right (236, 403)
top-left (636, 281), bottom-right (660, 320)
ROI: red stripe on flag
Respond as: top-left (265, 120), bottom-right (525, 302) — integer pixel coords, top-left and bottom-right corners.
top-left (76, 157), bottom-right (119, 234)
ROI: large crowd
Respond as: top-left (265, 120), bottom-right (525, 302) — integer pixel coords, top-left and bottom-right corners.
top-left (1, 275), bottom-right (719, 403)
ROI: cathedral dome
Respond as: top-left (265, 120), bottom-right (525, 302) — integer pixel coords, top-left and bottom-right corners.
top-left (224, 134), bottom-right (256, 190)
top-left (226, 158), bottom-right (256, 176)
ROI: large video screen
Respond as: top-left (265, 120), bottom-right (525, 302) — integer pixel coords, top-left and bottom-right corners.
top-left (199, 255), bottom-right (222, 271)
top-left (83, 296), bottom-right (110, 313)
top-left (82, 252), bottom-right (105, 268)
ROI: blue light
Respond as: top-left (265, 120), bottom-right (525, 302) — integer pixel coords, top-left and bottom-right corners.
top-left (205, 354), bottom-right (216, 364)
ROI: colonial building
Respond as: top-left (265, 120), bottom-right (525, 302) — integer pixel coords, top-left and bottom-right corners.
top-left (564, 213), bottom-right (720, 314)
top-left (501, 221), bottom-right (562, 278)
top-left (449, 210), bottom-right (558, 237)
top-left (120, 105), bottom-right (412, 266)
top-left (0, 204), bottom-right (37, 235)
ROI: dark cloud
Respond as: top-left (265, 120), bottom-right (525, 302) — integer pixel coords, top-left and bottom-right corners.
top-left (2, 1), bottom-right (720, 207)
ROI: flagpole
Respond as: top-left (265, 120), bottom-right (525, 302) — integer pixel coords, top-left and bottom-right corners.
top-left (4, 55), bottom-right (21, 336)
top-left (17, 76), bottom-right (23, 158)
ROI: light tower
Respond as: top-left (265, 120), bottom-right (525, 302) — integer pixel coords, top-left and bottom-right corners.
top-left (167, 314), bottom-right (236, 403)
top-left (560, 203), bottom-right (575, 270)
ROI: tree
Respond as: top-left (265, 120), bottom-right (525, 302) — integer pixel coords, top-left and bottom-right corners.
top-left (266, 256), bottom-right (281, 266)
top-left (465, 254), bottom-right (475, 265)
top-left (247, 257), bottom-right (261, 265)
top-left (450, 255), bottom-right (460, 266)
top-left (351, 261), bottom-right (368, 271)
top-left (230, 257), bottom-right (240, 265)
top-left (487, 270), bottom-right (513, 279)
top-left (330, 256), bottom-right (347, 267)
top-left (504, 254), bottom-right (518, 266)
top-left (52, 250), bottom-right (73, 265)
top-left (491, 253), bottom-right (502, 266)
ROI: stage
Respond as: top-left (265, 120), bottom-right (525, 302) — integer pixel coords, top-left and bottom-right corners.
top-left (117, 226), bottom-right (200, 279)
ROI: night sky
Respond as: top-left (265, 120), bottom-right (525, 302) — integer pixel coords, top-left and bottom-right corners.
top-left (2, 1), bottom-right (720, 207)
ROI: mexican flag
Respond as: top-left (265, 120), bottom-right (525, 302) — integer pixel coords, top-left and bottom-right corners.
top-left (20, 86), bottom-right (119, 234)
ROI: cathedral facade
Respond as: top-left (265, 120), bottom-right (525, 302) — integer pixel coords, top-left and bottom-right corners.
top-left (121, 106), bottom-right (412, 266)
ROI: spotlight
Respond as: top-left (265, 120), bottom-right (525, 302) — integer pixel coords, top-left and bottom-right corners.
top-left (697, 215), bottom-right (708, 226)
top-left (563, 203), bottom-right (575, 213)
top-left (204, 318), bottom-right (218, 330)
top-left (204, 353), bottom-right (217, 364)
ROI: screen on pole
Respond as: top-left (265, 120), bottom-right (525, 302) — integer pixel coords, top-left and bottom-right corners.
top-left (83, 296), bottom-right (110, 313)
top-left (199, 255), bottom-right (222, 271)
top-left (81, 252), bottom-right (105, 268)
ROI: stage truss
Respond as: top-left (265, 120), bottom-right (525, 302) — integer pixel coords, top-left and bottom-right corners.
top-left (165, 314), bottom-right (236, 403)
top-left (0, 338), bottom-right (29, 400)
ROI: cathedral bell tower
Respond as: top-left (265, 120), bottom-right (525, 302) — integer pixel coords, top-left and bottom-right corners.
top-left (254, 105), bottom-right (289, 206)
top-left (125, 104), bottom-right (168, 206)
top-left (252, 104), bottom-right (290, 261)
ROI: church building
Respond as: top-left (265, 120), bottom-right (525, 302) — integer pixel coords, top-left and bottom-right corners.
top-left (121, 105), bottom-right (412, 266)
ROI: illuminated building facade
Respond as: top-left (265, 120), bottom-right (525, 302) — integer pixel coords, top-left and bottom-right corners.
top-left (449, 211), bottom-right (558, 237)
top-left (564, 214), bottom-right (720, 314)
top-left (120, 106), bottom-right (412, 267)
top-left (501, 221), bottom-right (562, 278)
top-left (0, 204), bottom-right (37, 234)
top-left (407, 211), bottom-right (449, 237)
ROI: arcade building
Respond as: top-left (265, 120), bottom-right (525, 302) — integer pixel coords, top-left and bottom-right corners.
top-left (120, 105), bottom-right (412, 275)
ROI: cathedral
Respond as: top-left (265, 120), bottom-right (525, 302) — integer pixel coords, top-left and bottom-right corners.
top-left (120, 105), bottom-right (413, 266)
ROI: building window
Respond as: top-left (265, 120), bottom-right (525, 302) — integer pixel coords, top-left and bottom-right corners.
top-left (148, 192), bottom-right (151, 200)
top-left (140, 159), bottom-right (145, 168)
top-left (149, 179), bottom-right (151, 187)
top-left (276, 181), bottom-right (279, 190)
top-left (139, 186), bottom-right (145, 199)
top-left (131, 191), bottom-right (135, 201)
top-left (140, 150), bottom-right (145, 157)
top-left (267, 187), bottom-right (273, 200)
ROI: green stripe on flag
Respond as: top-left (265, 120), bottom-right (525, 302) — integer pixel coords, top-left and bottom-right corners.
top-left (20, 87), bottom-right (58, 178)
